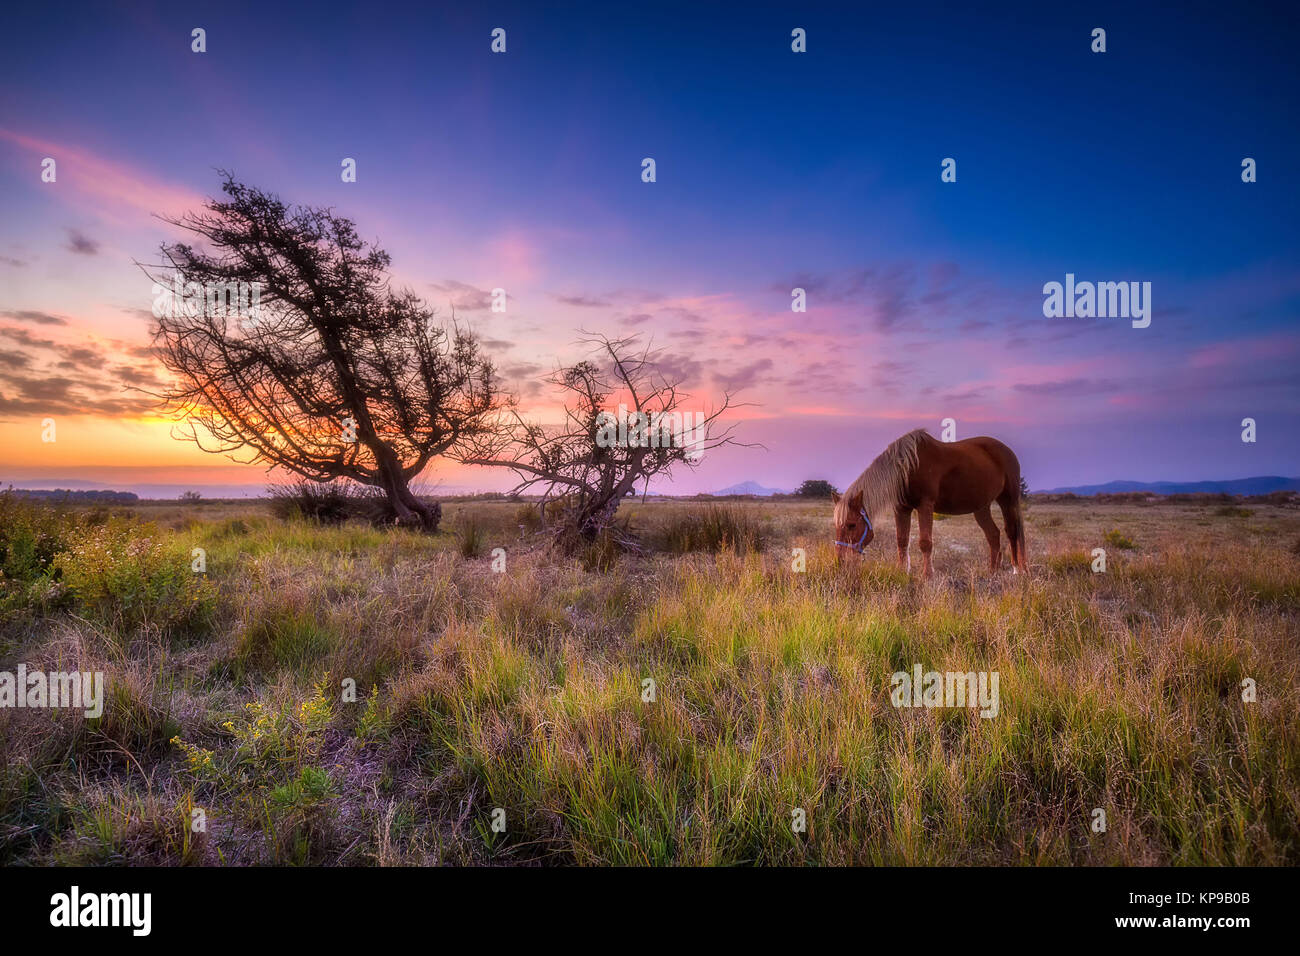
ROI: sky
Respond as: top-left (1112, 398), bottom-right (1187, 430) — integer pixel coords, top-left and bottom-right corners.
top-left (0, 0), bottom-right (1297, 497)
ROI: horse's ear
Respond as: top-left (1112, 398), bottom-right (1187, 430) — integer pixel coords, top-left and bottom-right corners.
top-left (830, 490), bottom-right (840, 505)
top-left (848, 491), bottom-right (863, 511)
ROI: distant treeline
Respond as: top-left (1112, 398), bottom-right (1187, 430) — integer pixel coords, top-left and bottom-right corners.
top-left (5, 488), bottom-right (140, 503)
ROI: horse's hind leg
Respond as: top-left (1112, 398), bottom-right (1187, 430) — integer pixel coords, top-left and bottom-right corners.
top-left (973, 505), bottom-right (1001, 572)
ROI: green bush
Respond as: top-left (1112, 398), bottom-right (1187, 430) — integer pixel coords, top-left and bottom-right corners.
top-left (51, 524), bottom-right (216, 635)
top-left (0, 492), bottom-right (78, 583)
top-left (1102, 529), bottom-right (1136, 551)
top-left (0, 494), bottom-right (216, 637)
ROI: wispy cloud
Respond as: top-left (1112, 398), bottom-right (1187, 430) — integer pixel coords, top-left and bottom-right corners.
top-left (1, 310), bottom-right (67, 326)
top-left (0, 128), bottom-right (206, 222)
top-left (550, 292), bottom-right (612, 308)
top-left (1012, 378), bottom-right (1121, 397)
top-left (713, 358), bottom-right (774, 393)
top-left (0, 324), bottom-right (159, 419)
top-left (428, 279), bottom-right (494, 312)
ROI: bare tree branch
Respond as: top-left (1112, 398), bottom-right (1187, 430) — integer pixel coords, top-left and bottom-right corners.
top-left (455, 332), bottom-right (755, 548)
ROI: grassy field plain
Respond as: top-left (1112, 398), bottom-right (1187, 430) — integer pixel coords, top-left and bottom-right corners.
top-left (1, 493), bottom-right (1297, 865)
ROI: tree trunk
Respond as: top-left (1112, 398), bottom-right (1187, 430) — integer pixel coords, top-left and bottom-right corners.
top-left (377, 456), bottom-right (440, 531)
top-left (576, 494), bottom-right (621, 540)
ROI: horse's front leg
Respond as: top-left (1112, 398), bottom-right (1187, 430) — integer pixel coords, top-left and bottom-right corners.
top-left (894, 505), bottom-right (912, 572)
top-left (917, 500), bottom-right (934, 579)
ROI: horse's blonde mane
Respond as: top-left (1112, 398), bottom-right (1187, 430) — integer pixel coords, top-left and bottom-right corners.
top-left (836, 429), bottom-right (928, 526)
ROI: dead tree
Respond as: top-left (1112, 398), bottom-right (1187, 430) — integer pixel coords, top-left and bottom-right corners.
top-left (456, 333), bottom-right (749, 549)
top-left (143, 176), bottom-right (503, 530)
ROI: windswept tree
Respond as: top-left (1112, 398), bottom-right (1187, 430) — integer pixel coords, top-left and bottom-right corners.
top-left (456, 333), bottom-right (749, 548)
top-left (144, 176), bottom-right (503, 530)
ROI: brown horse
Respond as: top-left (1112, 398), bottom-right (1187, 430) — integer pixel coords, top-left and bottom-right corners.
top-left (832, 428), bottom-right (1027, 576)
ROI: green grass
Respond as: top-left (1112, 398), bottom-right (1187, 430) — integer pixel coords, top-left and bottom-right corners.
top-left (0, 495), bottom-right (1297, 865)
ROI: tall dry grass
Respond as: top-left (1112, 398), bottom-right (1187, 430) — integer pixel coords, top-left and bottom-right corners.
top-left (0, 496), bottom-right (1296, 865)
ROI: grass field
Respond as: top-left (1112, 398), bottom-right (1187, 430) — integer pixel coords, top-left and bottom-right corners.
top-left (1, 493), bottom-right (1297, 865)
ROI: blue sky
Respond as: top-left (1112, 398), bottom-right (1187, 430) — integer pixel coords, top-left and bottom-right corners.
top-left (0, 0), bottom-right (1297, 494)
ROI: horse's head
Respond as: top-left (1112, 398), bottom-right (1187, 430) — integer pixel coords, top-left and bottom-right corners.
top-left (831, 489), bottom-right (873, 565)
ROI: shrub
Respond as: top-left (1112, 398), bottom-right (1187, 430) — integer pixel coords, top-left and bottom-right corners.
top-left (1214, 506), bottom-right (1254, 518)
top-left (50, 524), bottom-right (216, 636)
top-left (1102, 529), bottom-right (1136, 551)
top-left (174, 677), bottom-right (336, 792)
top-left (0, 491), bottom-right (78, 584)
top-left (1047, 549), bottom-right (1096, 575)
top-left (268, 481), bottom-right (356, 524)
top-left (0, 494), bottom-right (81, 629)
top-left (267, 480), bottom-right (439, 529)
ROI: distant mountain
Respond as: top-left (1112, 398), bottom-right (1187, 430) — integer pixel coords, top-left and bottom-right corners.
top-left (1037, 476), bottom-right (1300, 496)
top-left (714, 480), bottom-right (786, 496)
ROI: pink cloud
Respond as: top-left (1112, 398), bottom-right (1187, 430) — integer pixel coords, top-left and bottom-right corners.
top-left (486, 230), bottom-right (542, 284)
top-left (1187, 332), bottom-right (1300, 369)
top-left (0, 128), bottom-right (206, 224)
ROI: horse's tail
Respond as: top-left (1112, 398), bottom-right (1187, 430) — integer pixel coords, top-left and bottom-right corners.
top-left (999, 450), bottom-right (1028, 572)
top-left (1008, 497), bottom-right (1028, 571)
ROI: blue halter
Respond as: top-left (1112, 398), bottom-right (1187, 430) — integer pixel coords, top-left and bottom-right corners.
top-left (835, 507), bottom-right (872, 553)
